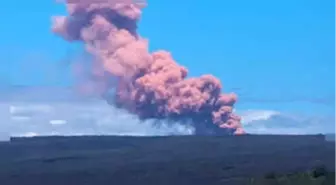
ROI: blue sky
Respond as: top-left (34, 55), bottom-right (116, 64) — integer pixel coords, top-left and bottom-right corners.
top-left (0, 0), bottom-right (334, 115)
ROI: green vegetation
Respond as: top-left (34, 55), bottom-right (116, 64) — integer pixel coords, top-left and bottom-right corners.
top-left (248, 166), bottom-right (335, 185)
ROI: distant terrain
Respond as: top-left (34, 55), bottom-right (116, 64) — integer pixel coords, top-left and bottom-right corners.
top-left (0, 135), bottom-right (334, 185)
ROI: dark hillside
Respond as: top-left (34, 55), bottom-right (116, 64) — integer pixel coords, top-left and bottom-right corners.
top-left (0, 135), bottom-right (334, 185)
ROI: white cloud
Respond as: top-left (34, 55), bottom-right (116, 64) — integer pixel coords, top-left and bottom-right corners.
top-left (49, 119), bottom-right (67, 125)
top-left (239, 109), bottom-right (280, 125)
top-left (0, 86), bottom-right (193, 137)
top-left (0, 86), bottom-right (334, 137)
top-left (20, 132), bottom-right (38, 137)
top-left (240, 110), bottom-right (335, 135)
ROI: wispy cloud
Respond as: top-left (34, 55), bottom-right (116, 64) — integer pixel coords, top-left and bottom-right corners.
top-left (0, 86), bottom-right (333, 140)
top-left (240, 109), bottom-right (335, 135)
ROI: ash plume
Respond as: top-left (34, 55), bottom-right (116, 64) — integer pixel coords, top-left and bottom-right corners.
top-left (51, 0), bottom-right (245, 135)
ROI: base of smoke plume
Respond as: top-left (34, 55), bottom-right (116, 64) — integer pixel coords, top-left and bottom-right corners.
top-left (102, 90), bottom-right (237, 136)
top-left (2, 87), bottom-right (333, 137)
top-left (6, 101), bottom-right (236, 137)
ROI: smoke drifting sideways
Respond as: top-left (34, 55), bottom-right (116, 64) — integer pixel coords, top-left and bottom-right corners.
top-left (51, 0), bottom-right (245, 135)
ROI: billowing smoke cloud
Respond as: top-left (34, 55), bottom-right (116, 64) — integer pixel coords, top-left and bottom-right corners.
top-left (51, 0), bottom-right (244, 135)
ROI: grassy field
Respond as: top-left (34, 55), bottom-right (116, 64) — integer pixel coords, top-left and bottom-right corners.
top-left (0, 135), bottom-right (334, 185)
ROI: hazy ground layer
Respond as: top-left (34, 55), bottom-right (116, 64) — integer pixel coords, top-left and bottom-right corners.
top-left (0, 135), bottom-right (334, 185)
top-left (1, 86), bottom-right (334, 138)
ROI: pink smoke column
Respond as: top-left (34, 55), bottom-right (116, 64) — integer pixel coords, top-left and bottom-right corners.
top-left (52, 0), bottom-right (245, 135)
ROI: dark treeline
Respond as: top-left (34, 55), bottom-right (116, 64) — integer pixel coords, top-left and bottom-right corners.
top-left (0, 135), bottom-right (334, 185)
